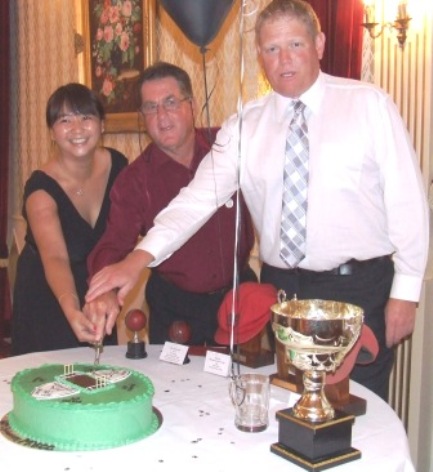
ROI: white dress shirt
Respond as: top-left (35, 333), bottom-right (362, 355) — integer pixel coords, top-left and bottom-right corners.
top-left (137, 71), bottom-right (429, 302)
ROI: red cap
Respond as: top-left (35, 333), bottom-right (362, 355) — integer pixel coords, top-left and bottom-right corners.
top-left (215, 282), bottom-right (277, 345)
top-left (326, 324), bottom-right (379, 384)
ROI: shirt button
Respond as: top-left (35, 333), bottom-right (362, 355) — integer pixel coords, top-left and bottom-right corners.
top-left (225, 199), bottom-right (234, 208)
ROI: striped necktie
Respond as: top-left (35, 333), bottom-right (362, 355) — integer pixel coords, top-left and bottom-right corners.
top-left (280, 100), bottom-right (309, 268)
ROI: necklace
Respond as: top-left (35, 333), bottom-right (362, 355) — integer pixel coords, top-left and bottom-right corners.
top-left (55, 157), bottom-right (91, 198)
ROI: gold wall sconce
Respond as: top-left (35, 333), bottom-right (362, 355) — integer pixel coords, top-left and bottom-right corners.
top-left (362, 1), bottom-right (411, 48)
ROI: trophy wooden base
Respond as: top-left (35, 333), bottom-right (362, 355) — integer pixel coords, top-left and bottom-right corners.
top-left (187, 343), bottom-right (274, 368)
top-left (270, 370), bottom-right (304, 393)
top-left (271, 408), bottom-right (361, 471)
top-left (328, 389), bottom-right (366, 418)
top-left (181, 323), bottom-right (275, 368)
top-left (188, 345), bottom-right (229, 356)
top-left (126, 341), bottom-right (147, 359)
top-left (231, 324), bottom-right (275, 368)
top-left (232, 346), bottom-right (274, 369)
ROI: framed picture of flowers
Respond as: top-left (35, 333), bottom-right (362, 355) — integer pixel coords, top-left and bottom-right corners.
top-left (81, 0), bottom-right (156, 133)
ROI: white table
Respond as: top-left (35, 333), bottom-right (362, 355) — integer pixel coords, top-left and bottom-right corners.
top-left (0, 345), bottom-right (414, 472)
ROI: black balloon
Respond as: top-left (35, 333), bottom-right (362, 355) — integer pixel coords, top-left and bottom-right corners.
top-left (160, 0), bottom-right (235, 48)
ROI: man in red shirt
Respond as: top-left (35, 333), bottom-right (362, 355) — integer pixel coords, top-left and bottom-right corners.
top-left (85, 62), bottom-right (255, 345)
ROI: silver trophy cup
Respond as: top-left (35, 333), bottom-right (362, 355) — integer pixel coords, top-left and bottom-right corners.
top-left (271, 292), bottom-right (364, 423)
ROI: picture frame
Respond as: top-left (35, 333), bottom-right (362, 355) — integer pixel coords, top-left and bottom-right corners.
top-left (80, 0), bottom-right (156, 133)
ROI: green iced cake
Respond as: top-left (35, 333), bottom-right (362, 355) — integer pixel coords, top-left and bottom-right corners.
top-left (8, 363), bottom-right (158, 450)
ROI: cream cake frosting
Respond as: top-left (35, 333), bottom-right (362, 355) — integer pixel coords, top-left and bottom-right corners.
top-left (8, 363), bottom-right (158, 451)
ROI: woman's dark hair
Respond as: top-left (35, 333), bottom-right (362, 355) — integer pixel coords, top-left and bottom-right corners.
top-left (137, 61), bottom-right (193, 99)
top-left (46, 83), bottom-right (105, 128)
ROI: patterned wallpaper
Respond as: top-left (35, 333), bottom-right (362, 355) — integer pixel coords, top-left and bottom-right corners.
top-left (10, 0), bottom-right (80, 215)
top-left (9, 0), bottom-right (269, 221)
top-left (9, 1), bottom-right (432, 212)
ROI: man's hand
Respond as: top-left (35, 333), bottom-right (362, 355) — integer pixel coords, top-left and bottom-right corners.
top-left (85, 250), bottom-right (154, 305)
top-left (385, 298), bottom-right (417, 348)
top-left (82, 290), bottom-right (120, 341)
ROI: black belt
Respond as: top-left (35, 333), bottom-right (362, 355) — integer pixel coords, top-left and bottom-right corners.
top-left (269, 255), bottom-right (391, 276)
top-left (326, 255), bottom-right (391, 275)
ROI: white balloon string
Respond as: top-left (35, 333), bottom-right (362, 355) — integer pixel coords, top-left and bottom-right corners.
top-left (200, 46), bottom-right (214, 142)
top-left (229, 0), bottom-right (249, 379)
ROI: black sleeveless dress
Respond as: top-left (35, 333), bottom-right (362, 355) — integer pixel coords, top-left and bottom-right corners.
top-left (11, 148), bottom-right (128, 355)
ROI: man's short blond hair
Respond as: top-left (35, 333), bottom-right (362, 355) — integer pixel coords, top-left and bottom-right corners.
top-left (255, 0), bottom-right (321, 44)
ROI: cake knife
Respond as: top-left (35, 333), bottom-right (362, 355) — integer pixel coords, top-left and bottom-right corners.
top-left (94, 341), bottom-right (103, 366)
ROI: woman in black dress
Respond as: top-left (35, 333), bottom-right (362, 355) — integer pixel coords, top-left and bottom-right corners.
top-left (11, 83), bottom-right (128, 355)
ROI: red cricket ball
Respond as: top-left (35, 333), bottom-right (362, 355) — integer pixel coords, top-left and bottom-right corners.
top-left (168, 320), bottom-right (191, 344)
top-left (125, 309), bottom-right (147, 332)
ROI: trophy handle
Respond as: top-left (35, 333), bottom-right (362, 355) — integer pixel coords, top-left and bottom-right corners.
top-left (277, 290), bottom-right (286, 304)
top-left (277, 290), bottom-right (299, 304)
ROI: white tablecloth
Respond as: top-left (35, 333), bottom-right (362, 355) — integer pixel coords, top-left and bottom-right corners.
top-left (0, 345), bottom-right (414, 472)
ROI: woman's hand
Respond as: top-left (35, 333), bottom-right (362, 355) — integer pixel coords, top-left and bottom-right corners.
top-left (63, 307), bottom-right (100, 344)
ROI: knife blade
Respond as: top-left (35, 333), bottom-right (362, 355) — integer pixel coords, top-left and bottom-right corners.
top-left (94, 341), bottom-right (103, 366)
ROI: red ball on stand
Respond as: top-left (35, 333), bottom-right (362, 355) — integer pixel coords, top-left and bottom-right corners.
top-left (168, 320), bottom-right (191, 344)
top-left (125, 309), bottom-right (147, 332)
top-left (125, 309), bottom-right (147, 359)
top-left (168, 320), bottom-right (191, 364)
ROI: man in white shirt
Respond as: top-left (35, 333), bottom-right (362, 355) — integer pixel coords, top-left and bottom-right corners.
top-left (86, 0), bottom-right (428, 401)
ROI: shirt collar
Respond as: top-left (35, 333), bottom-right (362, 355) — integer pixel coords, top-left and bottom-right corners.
top-left (273, 70), bottom-right (325, 121)
top-left (273, 93), bottom-right (292, 124)
top-left (299, 70), bottom-right (325, 116)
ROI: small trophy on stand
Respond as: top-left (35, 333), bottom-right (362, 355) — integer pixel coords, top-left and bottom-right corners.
top-left (168, 320), bottom-right (191, 364)
top-left (270, 292), bottom-right (364, 471)
top-left (125, 309), bottom-right (147, 359)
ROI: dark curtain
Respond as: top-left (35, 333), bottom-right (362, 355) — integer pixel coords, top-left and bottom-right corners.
top-left (0, 0), bottom-right (11, 339)
top-left (308, 0), bottom-right (364, 79)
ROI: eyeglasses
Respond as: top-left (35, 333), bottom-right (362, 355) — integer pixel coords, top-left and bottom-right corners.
top-left (140, 96), bottom-right (191, 115)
